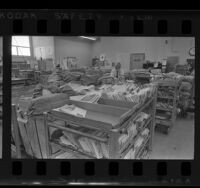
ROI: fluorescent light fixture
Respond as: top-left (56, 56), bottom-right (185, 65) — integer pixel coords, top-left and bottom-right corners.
top-left (80, 36), bottom-right (97, 40)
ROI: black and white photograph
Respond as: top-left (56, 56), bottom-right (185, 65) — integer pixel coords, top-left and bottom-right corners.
top-left (0, 37), bottom-right (2, 158)
top-left (11, 36), bottom-right (195, 159)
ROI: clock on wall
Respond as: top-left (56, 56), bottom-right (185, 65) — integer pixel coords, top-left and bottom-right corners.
top-left (189, 47), bottom-right (195, 56)
top-left (100, 54), bottom-right (106, 61)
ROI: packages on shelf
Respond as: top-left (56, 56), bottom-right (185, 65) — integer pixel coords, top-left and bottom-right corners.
top-left (141, 128), bottom-right (150, 137)
top-left (127, 122), bottom-right (138, 137)
top-left (118, 126), bottom-right (138, 147)
top-left (156, 101), bottom-right (173, 109)
top-left (157, 89), bottom-right (175, 98)
top-left (78, 136), bottom-right (107, 159)
top-left (135, 136), bottom-right (144, 148)
top-left (118, 112), bottom-right (150, 147)
top-left (134, 112), bottom-right (150, 130)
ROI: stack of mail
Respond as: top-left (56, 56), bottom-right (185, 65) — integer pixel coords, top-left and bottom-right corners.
top-left (80, 92), bottom-right (102, 103)
top-left (124, 148), bottom-right (137, 159)
top-left (54, 104), bottom-right (87, 118)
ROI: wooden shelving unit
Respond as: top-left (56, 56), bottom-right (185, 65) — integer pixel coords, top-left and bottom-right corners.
top-left (155, 80), bottom-right (178, 134)
top-left (44, 93), bottom-right (157, 159)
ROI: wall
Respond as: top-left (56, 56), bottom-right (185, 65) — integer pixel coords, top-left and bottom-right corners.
top-left (54, 37), bottom-right (93, 67)
top-left (155, 37), bottom-right (195, 64)
top-left (92, 37), bottom-right (195, 71)
top-left (9, 36), bottom-right (195, 71)
top-left (12, 36), bottom-right (55, 64)
top-left (11, 36), bottom-right (94, 68)
top-left (32, 36), bottom-right (55, 60)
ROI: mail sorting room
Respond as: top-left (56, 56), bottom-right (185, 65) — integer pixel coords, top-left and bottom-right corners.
top-left (10, 36), bottom-right (195, 159)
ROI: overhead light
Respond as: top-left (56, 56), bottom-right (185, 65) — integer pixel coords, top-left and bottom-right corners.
top-left (80, 36), bottom-right (97, 41)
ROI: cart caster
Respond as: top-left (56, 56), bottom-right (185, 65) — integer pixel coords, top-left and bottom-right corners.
top-left (164, 127), bottom-right (169, 134)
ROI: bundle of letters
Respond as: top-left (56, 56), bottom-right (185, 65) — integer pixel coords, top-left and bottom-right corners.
top-left (54, 151), bottom-right (90, 159)
top-left (67, 83), bottom-right (95, 93)
top-left (134, 112), bottom-right (151, 131)
top-left (118, 112), bottom-right (150, 148)
top-left (59, 128), bottom-right (109, 159)
top-left (101, 83), bottom-right (156, 107)
top-left (54, 104), bottom-right (87, 118)
top-left (123, 128), bottom-right (150, 159)
top-left (80, 92), bottom-right (102, 103)
top-left (138, 149), bottom-right (149, 159)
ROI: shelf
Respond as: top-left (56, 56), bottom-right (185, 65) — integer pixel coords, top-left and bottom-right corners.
top-left (135, 135), bottom-right (150, 159)
top-left (48, 122), bottom-right (108, 143)
top-left (50, 140), bottom-right (97, 159)
top-left (117, 95), bottom-right (155, 131)
top-left (156, 119), bottom-right (172, 127)
top-left (156, 107), bottom-right (173, 112)
top-left (156, 116), bottom-right (172, 121)
top-left (157, 96), bottom-right (174, 100)
top-left (119, 116), bottom-right (152, 154)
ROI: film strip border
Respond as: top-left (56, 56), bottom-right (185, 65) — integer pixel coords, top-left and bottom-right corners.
top-left (0, 160), bottom-right (196, 185)
top-left (0, 10), bottom-right (200, 35)
top-left (0, 10), bottom-right (199, 185)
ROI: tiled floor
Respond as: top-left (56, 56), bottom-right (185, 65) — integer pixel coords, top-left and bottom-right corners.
top-left (150, 114), bottom-right (194, 159)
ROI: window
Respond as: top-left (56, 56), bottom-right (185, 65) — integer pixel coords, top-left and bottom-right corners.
top-left (12, 36), bottom-right (31, 56)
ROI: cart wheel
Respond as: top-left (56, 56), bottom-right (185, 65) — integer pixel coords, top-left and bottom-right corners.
top-left (165, 127), bottom-right (169, 134)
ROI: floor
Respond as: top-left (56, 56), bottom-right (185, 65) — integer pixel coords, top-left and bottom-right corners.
top-left (150, 114), bottom-right (194, 159)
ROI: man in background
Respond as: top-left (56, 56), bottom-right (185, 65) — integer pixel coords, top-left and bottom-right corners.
top-left (110, 62), bottom-right (125, 81)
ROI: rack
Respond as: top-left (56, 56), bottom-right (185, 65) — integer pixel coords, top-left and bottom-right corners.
top-left (155, 80), bottom-right (178, 134)
top-left (44, 92), bottom-right (157, 159)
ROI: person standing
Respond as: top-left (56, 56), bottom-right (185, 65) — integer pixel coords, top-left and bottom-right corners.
top-left (110, 62), bottom-right (125, 80)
